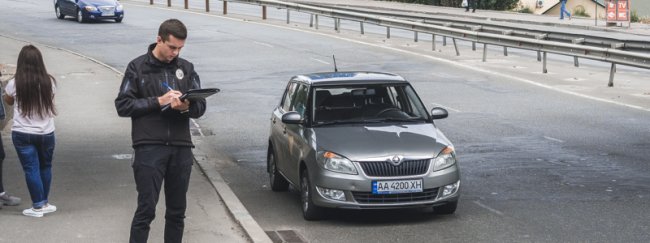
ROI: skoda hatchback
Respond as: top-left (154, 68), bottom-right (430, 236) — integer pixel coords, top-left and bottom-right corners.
top-left (267, 72), bottom-right (460, 220)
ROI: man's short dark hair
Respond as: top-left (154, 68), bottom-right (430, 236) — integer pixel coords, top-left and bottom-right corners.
top-left (158, 19), bottom-right (187, 41)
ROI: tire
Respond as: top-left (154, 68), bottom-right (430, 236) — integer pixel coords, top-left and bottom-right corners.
top-left (115, 17), bottom-right (122, 23)
top-left (77, 9), bottom-right (84, 23)
top-left (433, 200), bottom-right (458, 215)
top-left (300, 169), bottom-right (323, 220)
top-left (55, 5), bottom-right (64, 19)
top-left (268, 149), bottom-right (289, 191)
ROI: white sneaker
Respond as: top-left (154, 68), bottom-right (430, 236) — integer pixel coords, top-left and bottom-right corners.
top-left (23, 208), bottom-right (44, 218)
top-left (42, 204), bottom-right (57, 214)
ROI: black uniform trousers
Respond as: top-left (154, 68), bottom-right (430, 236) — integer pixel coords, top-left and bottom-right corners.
top-left (129, 145), bottom-right (193, 243)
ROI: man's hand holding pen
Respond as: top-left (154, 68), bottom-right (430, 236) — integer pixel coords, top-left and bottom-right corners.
top-left (158, 83), bottom-right (190, 112)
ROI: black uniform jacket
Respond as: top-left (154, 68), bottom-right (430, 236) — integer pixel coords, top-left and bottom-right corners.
top-left (115, 43), bottom-right (206, 147)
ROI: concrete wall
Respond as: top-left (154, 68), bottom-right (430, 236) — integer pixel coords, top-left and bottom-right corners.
top-left (545, 0), bottom-right (606, 19)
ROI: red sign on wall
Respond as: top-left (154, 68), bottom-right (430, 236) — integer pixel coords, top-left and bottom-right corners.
top-left (607, 0), bottom-right (630, 22)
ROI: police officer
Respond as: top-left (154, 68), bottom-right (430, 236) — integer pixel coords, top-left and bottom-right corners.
top-left (115, 19), bottom-right (206, 243)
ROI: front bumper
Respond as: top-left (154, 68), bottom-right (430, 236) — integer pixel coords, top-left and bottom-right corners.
top-left (82, 9), bottom-right (123, 20)
top-left (310, 163), bottom-right (460, 209)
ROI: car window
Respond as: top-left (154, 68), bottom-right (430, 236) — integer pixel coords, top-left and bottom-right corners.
top-left (312, 84), bottom-right (428, 124)
top-left (289, 83), bottom-right (309, 116)
top-left (281, 82), bottom-right (298, 112)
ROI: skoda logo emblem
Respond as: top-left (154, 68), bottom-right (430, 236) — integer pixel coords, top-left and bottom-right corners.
top-left (389, 155), bottom-right (403, 166)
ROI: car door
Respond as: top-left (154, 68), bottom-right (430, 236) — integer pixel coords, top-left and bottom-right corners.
top-left (271, 82), bottom-right (297, 181)
top-left (59, 0), bottom-right (75, 15)
top-left (283, 83), bottom-right (310, 183)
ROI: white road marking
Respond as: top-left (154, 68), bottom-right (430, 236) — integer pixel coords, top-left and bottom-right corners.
top-left (310, 57), bottom-right (330, 65)
top-left (543, 136), bottom-right (565, 143)
top-left (253, 41), bottom-right (274, 48)
top-left (431, 103), bottom-right (462, 112)
top-left (474, 200), bottom-right (504, 216)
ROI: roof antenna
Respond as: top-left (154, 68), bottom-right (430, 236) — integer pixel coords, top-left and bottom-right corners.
top-left (332, 55), bottom-right (338, 72)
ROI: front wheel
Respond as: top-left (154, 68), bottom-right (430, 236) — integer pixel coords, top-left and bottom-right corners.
top-left (77, 9), bottom-right (84, 23)
top-left (301, 169), bottom-right (323, 220)
top-left (268, 149), bottom-right (289, 191)
top-left (115, 17), bottom-right (122, 23)
top-left (55, 5), bottom-right (64, 19)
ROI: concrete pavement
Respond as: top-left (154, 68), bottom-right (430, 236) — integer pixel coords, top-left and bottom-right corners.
top-left (0, 35), bottom-right (263, 242)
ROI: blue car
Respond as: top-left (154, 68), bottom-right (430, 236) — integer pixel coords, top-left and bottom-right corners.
top-left (54, 0), bottom-right (124, 23)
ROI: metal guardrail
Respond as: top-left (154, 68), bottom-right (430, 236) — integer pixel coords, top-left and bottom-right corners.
top-left (148, 0), bottom-right (650, 86)
top-left (296, 2), bottom-right (650, 54)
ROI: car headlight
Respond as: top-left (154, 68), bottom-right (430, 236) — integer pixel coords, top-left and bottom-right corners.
top-left (317, 151), bottom-right (358, 175)
top-left (84, 5), bottom-right (98, 12)
top-left (116, 4), bottom-right (123, 11)
top-left (432, 146), bottom-right (456, 171)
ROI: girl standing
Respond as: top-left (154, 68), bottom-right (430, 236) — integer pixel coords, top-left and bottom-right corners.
top-left (3, 45), bottom-right (57, 217)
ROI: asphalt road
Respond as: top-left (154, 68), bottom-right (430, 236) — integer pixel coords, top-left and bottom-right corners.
top-left (2, 0), bottom-right (650, 242)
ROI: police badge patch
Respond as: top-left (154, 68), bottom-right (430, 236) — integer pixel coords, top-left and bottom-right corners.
top-left (175, 68), bottom-right (184, 80)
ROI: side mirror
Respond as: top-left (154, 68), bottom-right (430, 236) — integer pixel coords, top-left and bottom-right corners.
top-left (430, 107), bottom-right (448, 120)
top-left (282, 112), bottom-right (304, 125)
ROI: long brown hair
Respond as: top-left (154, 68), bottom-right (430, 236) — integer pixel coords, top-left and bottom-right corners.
top-left (14, 45), bottom-right (57, 119)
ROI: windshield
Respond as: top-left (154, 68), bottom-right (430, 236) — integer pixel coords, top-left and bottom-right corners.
top-left (312, 84), bottom-right (429, 125)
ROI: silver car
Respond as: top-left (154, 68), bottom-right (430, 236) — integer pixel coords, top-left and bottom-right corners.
top-left (268, 71), bottom-right (460, 220)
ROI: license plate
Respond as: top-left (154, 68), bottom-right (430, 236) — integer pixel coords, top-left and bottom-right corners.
top-left (372, 179), bottom-right (423, 194)
top-left (102, 11), bottom-right (115, 16)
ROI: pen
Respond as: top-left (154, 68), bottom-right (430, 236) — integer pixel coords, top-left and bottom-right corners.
top-left (162, 82), bottom-right (173, 91)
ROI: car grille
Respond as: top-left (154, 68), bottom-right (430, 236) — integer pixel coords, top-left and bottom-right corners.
top-left (99, 6), bottom-right (115, 12)
top-left (358, 159), bottom-right (430, 177)
top-left (352, 188), bottom-right (438, 204)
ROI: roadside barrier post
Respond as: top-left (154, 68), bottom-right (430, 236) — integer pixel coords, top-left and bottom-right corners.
top-left (360, 22), bottom-right (364, 34)
top-left (482, 44), bottom-right (487, 62)
top-left (432, 34), bottom-right (437, 51)
top-left (609, 63), bottom-right (616, 87)
top-left (167, 0), bottom-right (171, 7)
top-left (386, 26), bottom-right (390, 39)
top-left (535, 34), bottom-right (548, 62)
top-left (223, 1), bottom-right (227, 15)
top-left (206, 0), bottom-right (209, 12)
top-left (287, 9), bottom-right (290, 24)
top-left (184, 0), bottom-right (188, 9)
top-left (264, 6), bottom-right (267, 20)
top-left (543, 52), bottom-right (548, 73)
top-left (572, 38), bottom-right (585, 67)
top-left (452, 38), bottom-right (459, 56)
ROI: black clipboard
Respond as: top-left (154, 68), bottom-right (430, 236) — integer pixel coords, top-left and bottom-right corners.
top-left (161, 88), bottom-right (220, 112)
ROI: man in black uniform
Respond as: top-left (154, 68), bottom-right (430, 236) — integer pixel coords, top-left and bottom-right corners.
top-left (115, 19), bottom-right (206, 243)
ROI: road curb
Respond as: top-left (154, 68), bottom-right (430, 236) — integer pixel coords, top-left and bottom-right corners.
top-left (192, 137), bottom-right (273, 243)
